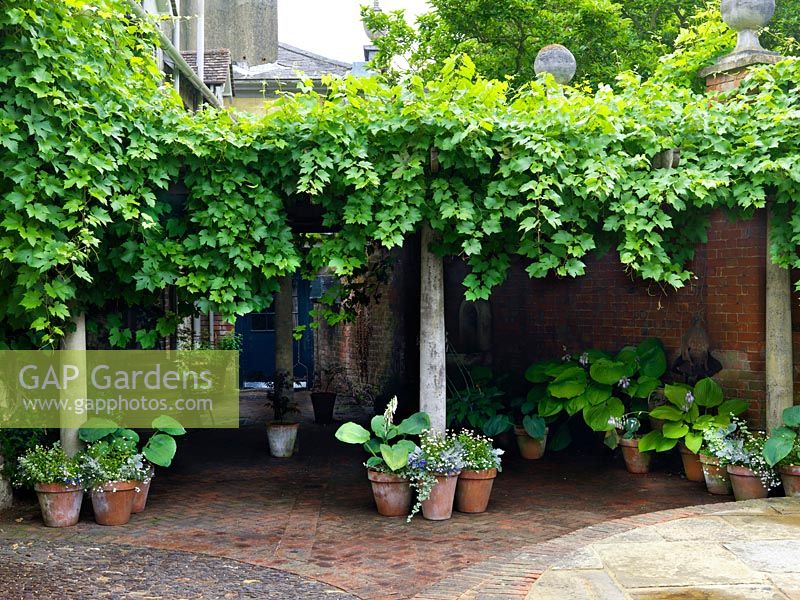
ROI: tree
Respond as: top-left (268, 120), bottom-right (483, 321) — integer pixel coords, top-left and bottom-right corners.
top-left (361, 0), bottom-right (800, 86)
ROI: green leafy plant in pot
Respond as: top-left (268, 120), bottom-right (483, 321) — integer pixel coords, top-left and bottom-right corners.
top-left (310, 365), bottom-right (346, 425)
top-left (642, 377), bottom-right (747, 482)
top-left (16, 442), bottom-right (84, 528)
top-left (266, 369), bottom-right (301, 458)
top-left (335, 397), bottom-right (430, 517)
top-left (79, 415), bottom-right (186, 513)
top-left (763, 405), bottom-right (800, 496)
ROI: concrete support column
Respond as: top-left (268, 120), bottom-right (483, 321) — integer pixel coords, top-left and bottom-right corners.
top-left (765, 209), bottom-right (794, 429)
top-left (419, 223), bottom-right (446, 432)
top-left (60, 313), bottom-right (86, 457)
top-left (274, 275), bottom-right (294, 408)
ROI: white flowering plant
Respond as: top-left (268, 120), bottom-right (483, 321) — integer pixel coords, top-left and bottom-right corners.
top-left (642, 378), bottom-right (748, 454)
top-left (703, 417), bottom-right (779, 490)
top-left (335, 397), bottom-right (430, 473)
top-left (455, 429), bottom-right (503, 472)
top-left (78, 440), bottom-right (150, 492)
top-left (15, 442), bottom-right (82, 488)
top-left (405, 430), bottom-right (466, 521)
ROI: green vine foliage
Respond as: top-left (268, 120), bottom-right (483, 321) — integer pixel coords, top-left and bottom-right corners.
top-left (3, 0), bottom-right (800, 349)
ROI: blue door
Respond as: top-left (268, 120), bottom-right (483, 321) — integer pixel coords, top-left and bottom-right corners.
top-left (236, 275), bottom-right (314, 387)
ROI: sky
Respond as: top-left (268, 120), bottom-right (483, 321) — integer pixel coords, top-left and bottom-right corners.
top-left (278, 0), bottom-right (430, 63)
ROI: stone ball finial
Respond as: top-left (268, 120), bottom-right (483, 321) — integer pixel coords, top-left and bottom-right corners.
top-left (534, 44), bottom-right (576, 84)
top-left (363, 0), bottom-right (386, 41)
top-left (721, 0), bottom-right (775, 53)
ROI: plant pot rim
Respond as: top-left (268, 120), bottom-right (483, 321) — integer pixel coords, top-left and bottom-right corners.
top-left (310, 391), bottom-right (337, 398)
top-left (34, 482), bottom-right (83, 493)
top-left (726, 464), bottom-right (757, 476)
top-left (367, 468), bottom-right (409, 483)
top-left (431, 471), bottom-right (461, 478)
top-left (617, 437), bottom-right (642, 447)
top-left (699, 452), bottom-right (720, 463)
top-left (93, 480), bottom-right (138, 492)
top-left (677, 442), bottom-right (698, 455)
top-left (779, 464), bottom-right (800, 475)
top-left (459, 468), bottom-right (497, 480)
top-left (268, 421), bottom-right (299, 428)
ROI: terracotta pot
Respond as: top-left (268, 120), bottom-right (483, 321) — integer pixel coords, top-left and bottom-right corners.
top-left (515, 426), bottom-right (548, 460)
top-left (91, 480), bottom-right (137, 526)
top-left (367, 469), bottom-right (412, 517)
top-left (779, 464), bottom-right (800, 497)
top-left (727, 465), bottom-right (768, 500)
top-left (619, 438), bottom-right (651, 474)
top-left (678, 443), bottom-right (704, 482)
top-left (310, 392), bottom-right (337, 424)
top-left (421, 473), bottom-right (460, 521)
top-left (267, 422), bottom-right (299, 458)
top-left (455, 468), bottom-right (497, 513)
top-left (700, 453), bottom-right (732, 495)
top-left (34, 483), bottom-right (83, 528)
top-left (131, 467), bottom-right (155, 514)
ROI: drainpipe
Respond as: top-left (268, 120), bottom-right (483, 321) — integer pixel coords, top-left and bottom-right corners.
top-left (196, 0), bottom-right (204, 82)
top-left (172, 0), bottom-right (181, 92)
top-left (125, 0), bottom-right (222, 109)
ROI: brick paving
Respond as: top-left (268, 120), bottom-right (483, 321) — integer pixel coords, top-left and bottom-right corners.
top-left (0, 392), bottom-right (727, 599)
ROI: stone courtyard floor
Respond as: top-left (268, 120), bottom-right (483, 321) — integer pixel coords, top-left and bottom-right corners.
top-left (0, 392), bottom-right (796, 599)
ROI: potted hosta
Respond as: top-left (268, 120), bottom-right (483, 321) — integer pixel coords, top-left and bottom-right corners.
top-left (266, 370), bottom-right (300, 457)
top-left (335, 397), bottom-right (430, 517)
top-left (408, 430), bottom-right (465, 521)
top-left (763, 405), bottom-right (800, 496)
top-left (646, 378), bottom-right (748, 483)
top-left (704, 417), bottom-right (779, 500)
top-left (310, 366), bottom-right (346, 425)
top-left (16, 442), bottom-right (83, 528)
top-left (454, 430), bottom-right (503, 513)
top-left (80, 439), bottom-right (149, 526)
top-left (79, 416), bottom-right (186, 513)
top-left (607, 414), bottom-right (651, 474)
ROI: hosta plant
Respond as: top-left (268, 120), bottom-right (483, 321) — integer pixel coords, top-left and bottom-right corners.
top-left (334, 397), bottom-right (430, 472)
top-left (79, 415), bottom-right (186, 468)
top-left (16, 442), bottom-right (82, 488)
top-left (524, 338), bottom-right (667, 450)
top-left (763, 405), bottom-right (800, 468)
top-left (641, 378), bottom-right (747, 454)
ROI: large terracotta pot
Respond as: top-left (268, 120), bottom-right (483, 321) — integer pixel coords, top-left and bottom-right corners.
top-left (515, 426), bottom-right (548, 460)
top-left (779, 464), bottom-right (800, 497)
top-left (131, 466), bottom-right (155, 514)
top-left (367, 469), bottom-right (412, 517)
top-left (678, 443), bottom-right (704, 482)
top-left (421, 473), bottom-right (460, 521)
top-left (267, 422), bottom-right (299, 458)
top-left (700, 453), bottom-right (732, 495)
top-left (727, 465), bottom-right (768, 501)
top-left (619, 438), bottom-right (651, 474)
top-left (34, 483), bottom-right (83, 528)
top-left (310, 392), bottom-right (337, 424)
top-left (91, 480), bottom-right (137, 526)
top-left (455, 468), bottom-right (497, 514)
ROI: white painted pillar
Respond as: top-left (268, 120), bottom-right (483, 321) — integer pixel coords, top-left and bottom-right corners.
top-left (60, 313), bottom-right (86, 457)
top-left (765, 208), bottom-right (794, 430)
top-left (419, 223), bottom-right (446, 432)
top-left (274, 275), bottom-right (294, 408)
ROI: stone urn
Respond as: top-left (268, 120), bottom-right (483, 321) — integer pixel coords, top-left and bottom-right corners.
top-left (534, 44), bottom-right (576, 84)
top-left (721, 0), bottom-right (775, 53)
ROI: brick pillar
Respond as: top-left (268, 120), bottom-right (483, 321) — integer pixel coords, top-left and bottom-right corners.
top-left (700, 51), bottom-right (792, 430)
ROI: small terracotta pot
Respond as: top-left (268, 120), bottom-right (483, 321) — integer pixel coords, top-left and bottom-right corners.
top-left (267, 422), bottom-right (299, 458)
top-left (678, 443), bottom-right (704, 482)
top-left (310, 392), bottom-right (337, 424)
top-left (455, 468), bottom-right (497, 514)
top-left (91, 480), bottom-right (137, 526)
top-left (700, 453), bottom-right (732, 495)
top-left (367, 469), bottom-right (412, 517)
top-left (727, 465), bottom-right (768, 501)
top-left (34, 483), bottom-right (83, 528)
top-left (421, 473), bottom-right (460, 521)
top-left (619, 438), bottom-right (651, 474)
top-left (779, 464), bottom-right (800, 497)
top-left (131, 467), bottom-right (155, 514)
top-left (515, 426), bottom-right (548, 460)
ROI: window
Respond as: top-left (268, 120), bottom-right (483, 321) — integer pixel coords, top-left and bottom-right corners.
top-left (251, 311), bottom-right (275, 332)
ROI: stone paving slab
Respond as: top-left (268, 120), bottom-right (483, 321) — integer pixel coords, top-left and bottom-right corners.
top-left (527, 499), bottom-right (800, 600)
